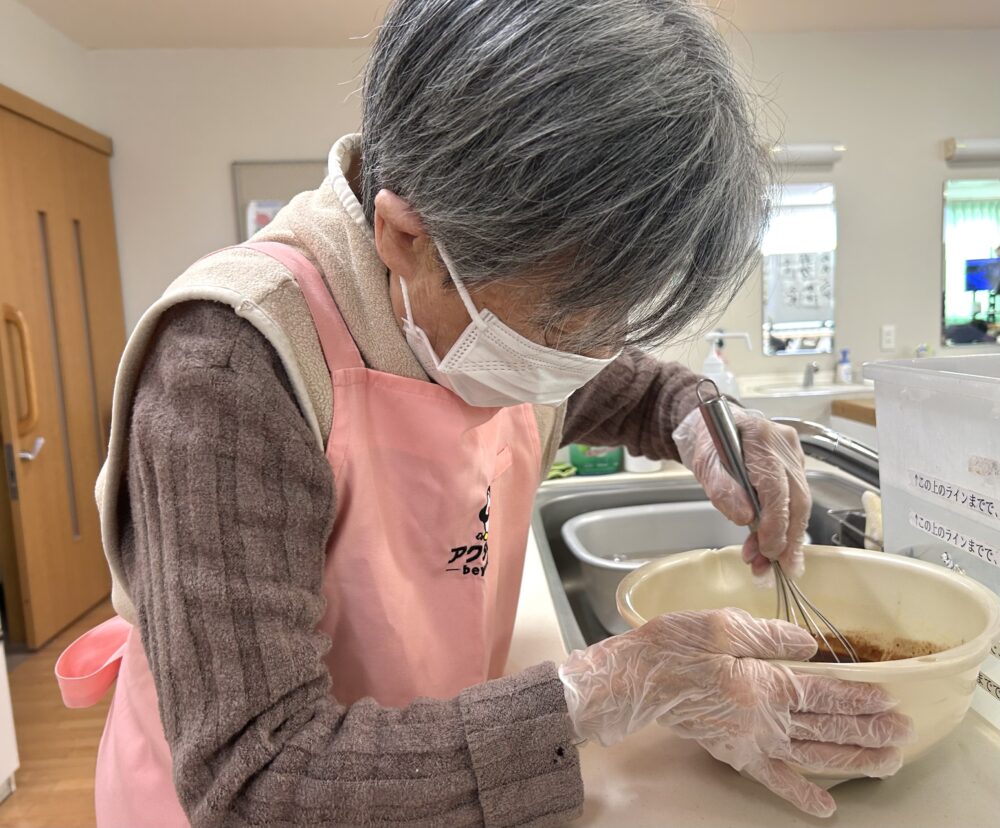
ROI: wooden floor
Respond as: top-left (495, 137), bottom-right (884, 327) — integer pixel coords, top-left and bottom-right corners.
top-left (0, 601), bottom-right (115, 828)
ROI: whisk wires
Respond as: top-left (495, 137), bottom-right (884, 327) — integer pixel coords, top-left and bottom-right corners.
top-left (774, 561), bottom-right (860, 663)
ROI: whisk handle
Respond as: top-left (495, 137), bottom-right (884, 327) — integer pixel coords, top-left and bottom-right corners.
top-left (696, 379), bottom-right (763, 526)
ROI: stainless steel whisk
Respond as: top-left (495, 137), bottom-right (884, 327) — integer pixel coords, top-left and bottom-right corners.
top-left (696, 379), bottom-right (859, 664)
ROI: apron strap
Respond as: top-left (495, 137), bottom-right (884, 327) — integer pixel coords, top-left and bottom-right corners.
top-left (241, 242), bottom-right (365, 372)
top-left (55, 616), bottom-right (132, 708)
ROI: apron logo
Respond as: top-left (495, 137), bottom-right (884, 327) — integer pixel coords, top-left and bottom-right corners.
top-left (445, 486), bottom-right (491, 577)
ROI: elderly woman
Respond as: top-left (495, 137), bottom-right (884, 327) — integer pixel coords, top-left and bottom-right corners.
top-left (59, 1), bottom-right (911, 825)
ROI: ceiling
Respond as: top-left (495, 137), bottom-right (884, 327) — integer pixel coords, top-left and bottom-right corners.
top-left (717, 0), bottom-right (1000, 35)
top-left (17, 0), bottom-right (1000, 49)
top-left (17, 0), bottom-right (388, 48)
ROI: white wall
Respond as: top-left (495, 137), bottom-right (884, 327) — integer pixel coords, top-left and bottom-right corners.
top-left (0, 0), bottom-right (102, 129)
top-left (0, 1), bottom-right (366, 328)
top-left (90, 48), bottom-right (368, 327)
top-left (4, 10), bottom-right (999, 365)
top-left (659, 29), bottom-right (1000, 377)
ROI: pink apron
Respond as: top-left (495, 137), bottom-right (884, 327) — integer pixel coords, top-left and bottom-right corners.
top-left (55, 242), bottom-right (543, 826)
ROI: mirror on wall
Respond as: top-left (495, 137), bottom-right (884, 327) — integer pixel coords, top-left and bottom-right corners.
top-left (761, 183), bottom-right (836, 356)
top-left (942, 179), bottom-right (1000, 347)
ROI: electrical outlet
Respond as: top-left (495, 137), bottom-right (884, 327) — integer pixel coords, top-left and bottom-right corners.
top-left (880, 324), bottom-right (896, 352)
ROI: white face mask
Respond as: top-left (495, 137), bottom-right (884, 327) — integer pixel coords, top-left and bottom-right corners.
top-left (399, 247), bottom-right (619, 408)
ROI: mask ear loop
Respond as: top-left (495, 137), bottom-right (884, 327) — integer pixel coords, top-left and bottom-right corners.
top-left (399, 275), bottom-right (417, 323)
top-left (436, 243), bottom-right (487, 327)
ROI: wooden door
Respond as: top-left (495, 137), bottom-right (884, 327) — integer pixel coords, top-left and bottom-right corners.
top-left (0, 104), bottom-right (124, 648)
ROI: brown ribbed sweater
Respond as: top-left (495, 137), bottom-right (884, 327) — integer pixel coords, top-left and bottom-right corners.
top-left (120, 301), bottom-right (702, 827)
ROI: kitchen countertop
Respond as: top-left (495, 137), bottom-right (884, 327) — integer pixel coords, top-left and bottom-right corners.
top-left (505, 474), bottom-right (1000, 827)
top-left (830, 397), bottom-right (877, 427)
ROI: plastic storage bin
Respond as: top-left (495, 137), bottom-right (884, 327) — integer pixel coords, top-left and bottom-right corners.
top-left (624, 450), bottom-right (663, 474)
top-left (866, 354), bottom-right (1000, 727)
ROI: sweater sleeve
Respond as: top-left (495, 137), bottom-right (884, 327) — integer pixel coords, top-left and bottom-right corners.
top-left (561, 347), bottom-right (703, 461)
top-left (118, 302), bottom-right (583, 827)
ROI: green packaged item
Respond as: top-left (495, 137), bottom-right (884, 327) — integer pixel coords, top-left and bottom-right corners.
top-left (569, 444), bottom-right (623, 475)
top-left (546, 462), bottom-right (578, 480)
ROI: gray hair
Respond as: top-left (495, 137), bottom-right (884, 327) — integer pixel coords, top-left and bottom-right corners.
top-left (361, 0), bottom-right (772, 350)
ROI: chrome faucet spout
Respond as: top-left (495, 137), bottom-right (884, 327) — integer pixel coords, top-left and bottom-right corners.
top-left (771, 417), bottom-right (879, 488)
top-left (802, 361), bottom-right (821, 389)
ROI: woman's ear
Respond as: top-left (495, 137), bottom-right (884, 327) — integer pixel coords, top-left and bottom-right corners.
top-left (373, 189), bottom-right (432, 280)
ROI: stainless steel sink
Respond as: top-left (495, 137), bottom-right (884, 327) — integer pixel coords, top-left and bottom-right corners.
top-left (531, 471), bottom-right (876, 652)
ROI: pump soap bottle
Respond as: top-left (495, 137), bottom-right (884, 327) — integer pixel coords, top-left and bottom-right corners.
top-left (836, 349), bottom-right (853, 384)
top-left (701, 331), bottom-right (752, 401)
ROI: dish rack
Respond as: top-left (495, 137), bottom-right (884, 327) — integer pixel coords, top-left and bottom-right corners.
top-left (826, 508), bottom-right (881, 549)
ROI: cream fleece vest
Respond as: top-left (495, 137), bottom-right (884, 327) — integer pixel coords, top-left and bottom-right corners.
top-left (97, 135), bottom-right (565, 625)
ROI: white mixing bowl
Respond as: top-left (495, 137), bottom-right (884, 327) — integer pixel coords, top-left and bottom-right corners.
top-left (616, 545), bottom-right (1000, 783)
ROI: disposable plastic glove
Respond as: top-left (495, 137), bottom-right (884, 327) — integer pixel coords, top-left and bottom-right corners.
top-left (673, 407), bottom-right (810, 577)
top-left (558, 608), bottom-right (913, 818)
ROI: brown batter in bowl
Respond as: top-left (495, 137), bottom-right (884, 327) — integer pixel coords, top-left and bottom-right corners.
top-left (810, 631), bottom-right (942, 663)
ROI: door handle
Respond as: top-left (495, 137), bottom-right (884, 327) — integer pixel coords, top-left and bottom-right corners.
top-left (2, 305), bottom-right (39, 436)
top-left (18, 436), bottom-right (44, 461)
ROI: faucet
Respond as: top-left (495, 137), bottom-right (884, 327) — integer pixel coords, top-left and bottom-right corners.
top-left (771, 417), bottom-right (879, 488)
top-left (802, 361), bottom-right (821, 389)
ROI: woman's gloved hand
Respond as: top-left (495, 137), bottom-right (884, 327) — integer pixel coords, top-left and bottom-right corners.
top-left (558, 609), bottom-right (913, 818)
top-left (673, 407), bottom-right (810, 577)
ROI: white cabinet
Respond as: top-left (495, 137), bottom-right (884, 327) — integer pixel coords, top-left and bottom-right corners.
top-left (0, 641), bottom-right (19, 801)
